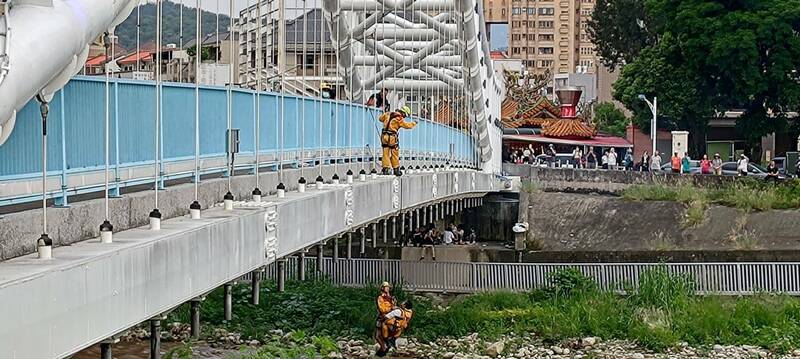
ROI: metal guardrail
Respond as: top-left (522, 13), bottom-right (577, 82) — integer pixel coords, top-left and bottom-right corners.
top-left (261, 258), bottom-right (800, 295)
top-left (0, 76), bottom-right (476, 206)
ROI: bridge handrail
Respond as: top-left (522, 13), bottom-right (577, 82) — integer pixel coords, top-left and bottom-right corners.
top-left (0, 76), bottom-right (477, 206)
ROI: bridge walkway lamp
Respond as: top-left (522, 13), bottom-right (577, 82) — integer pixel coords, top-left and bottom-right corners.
top-left (638, 94), bottom-right (657, 156)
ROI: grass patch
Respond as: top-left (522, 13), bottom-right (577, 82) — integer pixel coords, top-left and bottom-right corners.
top-left (165, 269), bottom-right (800, 354)
top-left (622, 179), bottom-right (800, 212)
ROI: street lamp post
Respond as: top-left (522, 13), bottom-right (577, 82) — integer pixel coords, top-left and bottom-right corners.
top-left (638, 95), bottom-right (657, 156)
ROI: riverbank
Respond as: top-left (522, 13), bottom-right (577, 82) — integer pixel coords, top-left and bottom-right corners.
top-left (87, 268), bottom-right (800, 358)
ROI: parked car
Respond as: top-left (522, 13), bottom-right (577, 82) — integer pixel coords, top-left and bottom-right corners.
top-left (660, 160), bottom-right (701, 174)
top-left (719, 162), bottom-right (785, 179)
top-left (773, 157), bottom-right (787, 175)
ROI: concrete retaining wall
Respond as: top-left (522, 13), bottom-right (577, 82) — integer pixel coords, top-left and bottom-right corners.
top-left (526, 192), bottom-right (800, 251)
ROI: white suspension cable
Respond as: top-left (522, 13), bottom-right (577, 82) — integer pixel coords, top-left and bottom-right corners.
top-left (253, 0), bottom-right (262, 200)
top-left (179, 0), bottom-right (183, 83)
top-left (278, 0), bottom-right (287, 194)
top-left (149, 0), bottom-right (163, 229)
top-left (300, 0), bottom-right (308, 182)
top-left (317, 0), bottom-right (325, 183)
top-left (100, 31), bottom-right (113, 242)
top-left (190, 0), bottom-right (201, 218)
top-left (333, 2), bottom-right (340, 182)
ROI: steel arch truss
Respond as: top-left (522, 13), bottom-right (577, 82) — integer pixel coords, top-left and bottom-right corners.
top-left (322, 0), bottom-right (498, 164)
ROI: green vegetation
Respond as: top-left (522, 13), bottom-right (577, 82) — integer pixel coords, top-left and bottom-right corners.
top-left (164, 268), bottom-right (800, 355)
top-left (590, 0), bottom-right (800, 156)
top-left (593, 102), bottom-right (629, 137)
top-left (622, 179), bottom-right (800, 212)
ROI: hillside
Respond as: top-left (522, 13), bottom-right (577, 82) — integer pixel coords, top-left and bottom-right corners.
top-left (116, 1), bottom-right (231, 50)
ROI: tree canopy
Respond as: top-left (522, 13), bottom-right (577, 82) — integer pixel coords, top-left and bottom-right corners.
top-left (590, 0), bottom-right (800, 156)
top-left (593, 102), bottom-right (629, 137)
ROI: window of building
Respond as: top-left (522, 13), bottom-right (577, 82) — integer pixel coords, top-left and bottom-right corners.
top-left (529, 21), bottom-right (536, 27)
top-left (513, 7), bottom-right (521, 14)
top-left (527, 7), bottom-right (535, 14)
top-left (528, 47), bottom-right (536, 53)
top-left (528, 34), bottom-right (536, 40)
top-left (540, 60), bottom-right (554, 67)
top-left (539, 34), bottom-right (554, 41)
top-left (538, 7), bottom-right (554, 15)
top-left (512, 21), bottom-right (520, 27)
top-left (305, 54), bottom-right (315, 69)
top-left (513, 47), bottom-right (521, 54)
top-left (538, 20), bottom-right (554, 28)
top-left (502, 8), bottom-right (506, 16)
top-left (539, 47), bottom-right (553, 54)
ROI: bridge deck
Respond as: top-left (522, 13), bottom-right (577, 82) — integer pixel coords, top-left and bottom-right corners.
top-left (0, 170), bottom-right (500, 359)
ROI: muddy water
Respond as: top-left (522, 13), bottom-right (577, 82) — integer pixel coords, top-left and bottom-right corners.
top-left (73, 341), bottom-right (239, 359)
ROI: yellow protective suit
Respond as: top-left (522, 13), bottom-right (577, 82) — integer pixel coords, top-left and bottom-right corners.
top-left (377, 293), bottom-right (395, 316)
top-left (379, 111), bottom-right (416, 171)
top-left (381, 308), bottom-right (414, 339)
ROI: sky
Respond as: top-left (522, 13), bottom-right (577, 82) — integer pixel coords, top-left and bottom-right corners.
top-left (489, 24), bottom-right (508, 50)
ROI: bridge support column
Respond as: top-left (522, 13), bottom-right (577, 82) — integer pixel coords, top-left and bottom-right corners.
top-left (100, 338), bottom-right (118, 359)
top-left (251, 268), bottom-right (261, 305)
top-left (359, 228), bottom-right (365, 254)
top-left (391, 217), bottom-right (396, 242)
top-left (382, 219), bottom-right (388, 244)
top-left (316, 243), bottom-right (324, 272)
top-left (277, 259), bottom-right (286, 292)
top-left (298, 251), bottom-right (306, 281)
top-left (371, 223), bottom-right (377, 248)
top-left (347, 232), bottom-right (353, 259)
top-left (149, 318), bottom-right (162, 359)
top-left (224, 283), bottom-right (233, 320)
top-left (333, 237), bottom-right (340, 261)
top-left (190, 299), bottom-right (201, 339)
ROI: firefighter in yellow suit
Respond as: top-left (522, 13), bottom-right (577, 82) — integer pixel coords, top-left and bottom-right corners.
top-left (379, 106), bottom-right (416, 176)
top-left (375, 300), bottom-right (414, 357)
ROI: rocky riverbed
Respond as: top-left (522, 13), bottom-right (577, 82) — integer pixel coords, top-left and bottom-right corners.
top-left (77, 325), bottom-right (800, 358)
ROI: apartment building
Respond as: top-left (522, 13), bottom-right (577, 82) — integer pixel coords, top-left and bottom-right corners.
top-left (483, 0), bottom-right (598, 76)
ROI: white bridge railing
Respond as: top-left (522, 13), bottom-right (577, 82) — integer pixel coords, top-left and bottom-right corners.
top-left (261, 258), bottom-right (800, 295)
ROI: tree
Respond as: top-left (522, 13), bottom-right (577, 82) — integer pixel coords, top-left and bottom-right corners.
top-left (596, 0), bottom-right (800, 157)
top-left (593, 102), bottom-right (629, 137)
top-left (612, 34), bottom-right (714, 156)
top-left (587, 0), bottom-right (655, 70)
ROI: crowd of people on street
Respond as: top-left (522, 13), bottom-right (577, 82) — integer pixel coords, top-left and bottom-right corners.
top-left (507, 143), bottom-right (800, 181)
top-left (407, 223), bottom-right (478, 261)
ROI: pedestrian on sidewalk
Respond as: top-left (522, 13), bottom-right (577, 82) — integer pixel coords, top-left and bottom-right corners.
top-left (712, 153), bottom-right (723, 175)
top-left (671, 152), bottom-right (681, 173)
top-left (681, 152), bottom-right (691, 174)
top-left (737, 154), bottom-right (749, 176)
top-left (700, 154), bottom-right (711, 175)
top-left (419, 224), bottom-right (436, 261)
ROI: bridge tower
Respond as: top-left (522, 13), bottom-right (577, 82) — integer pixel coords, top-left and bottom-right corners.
top-left (321, 0), bottom-right (504, 172)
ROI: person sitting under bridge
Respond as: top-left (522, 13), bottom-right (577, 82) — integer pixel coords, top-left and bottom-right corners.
top-left (379, 106), bottom-right (416, 176)
top-left (375, 300), bottom-right (414, 357)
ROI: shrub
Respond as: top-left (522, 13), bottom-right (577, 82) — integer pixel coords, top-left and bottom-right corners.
top-left (532, 268), bottom-right (597, 301)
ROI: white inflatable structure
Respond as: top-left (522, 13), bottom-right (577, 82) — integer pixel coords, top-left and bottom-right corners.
top-left (0, 0), bottom-right (138, 145)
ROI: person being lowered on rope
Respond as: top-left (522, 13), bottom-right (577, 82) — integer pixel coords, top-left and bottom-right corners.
top-left (375, 300), bottom-right (414, 357)
top-left (379, 106), bottom-right (416, 176)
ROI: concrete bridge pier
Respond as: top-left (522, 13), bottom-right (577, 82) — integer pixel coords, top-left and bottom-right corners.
top-left (346, 232), bottom-right (353, 259)
top-left (359, 228), bottom-right (365, 254)
top-left (224, 283), bottom-right (233, 320)
top-left (99, 337), bottom-right (118, 359)
top-left (370, 222), bottom-right (377, 248)
top-left (149, 318), bottom-right (162, 359)
top-left (333, 237), bottom-right (340, 261)
top-left (298, 251), bottom-right (306, 281)
top-left (316, 243), bottom-right (324, 272)
top-left (382, 219), bottom-right (388, 244)
top-left (251, 268), bottom-right (261, 305)
top-left (277, 259), bottom-right (286, 292)
top-left (190, 298), bottom-right (203, 338)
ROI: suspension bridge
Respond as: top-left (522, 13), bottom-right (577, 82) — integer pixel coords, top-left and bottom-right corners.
top-left (0, 0), bottom-right (505, 357)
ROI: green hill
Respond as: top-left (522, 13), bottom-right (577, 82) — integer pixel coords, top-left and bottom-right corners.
top-left (115, 1), bottom-right (231, 50)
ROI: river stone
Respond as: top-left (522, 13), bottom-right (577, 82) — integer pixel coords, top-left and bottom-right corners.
top-left (485, 341), bottom-right (505, 358)
top-left (395, 338), bottom-right (409, 349)
top-left (443, 352), bottom-right (456, 359)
